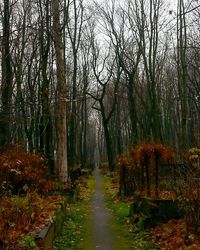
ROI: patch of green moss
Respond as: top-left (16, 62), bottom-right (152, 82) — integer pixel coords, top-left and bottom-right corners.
top-left (19, 235), bottom-right (38, 250)
top-left (53, 177), bottom-right (95, 250)
top-left (103, 176), bottom-right (159, 250)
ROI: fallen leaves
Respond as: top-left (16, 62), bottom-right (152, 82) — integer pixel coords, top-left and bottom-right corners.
top-left (0, 146), bottom-right (56, 195)
top-left (151, 219), bottom-right (200, 250)
top-left (0, 192), bottom-right (64, 249)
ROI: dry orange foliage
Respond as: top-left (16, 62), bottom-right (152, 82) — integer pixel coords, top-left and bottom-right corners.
top-left (0, 192), bottom-right (64, 248)
top-left (136, 143), bottom-right (174, 163)
top-left (0, 146), bottom-right (62, 248)
top-left (151, 219), bottom-right (200, 250)
top-left (117, 143), bottom-right (175, 198)
top-left (0, 145), bottom-right (56, 195)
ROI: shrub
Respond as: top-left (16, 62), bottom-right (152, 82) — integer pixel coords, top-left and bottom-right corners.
top-left (0, 145), bottom-right (56, 195)
top-left (188, 147), bottom-right (200, 169)
top-left (178, 176), bottom-right (200, 236)
top-left (117, 155), bottom-right (135, 198)
top-left (117, 144), bottom-right (175, 198)
top-left (0, 192), bottom-right (63, 249)
top-left (178, 147), bottom-right (200, 235)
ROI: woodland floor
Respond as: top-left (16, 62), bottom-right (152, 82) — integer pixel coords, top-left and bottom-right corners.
top-left (53, 169), bottom-right (200, 250)
top-left (54, 169), bottom-right (136, 250)
top-left (91, 168), bottom-right (134, 250)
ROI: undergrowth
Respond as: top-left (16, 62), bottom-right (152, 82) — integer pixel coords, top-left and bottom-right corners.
top-left (53, 176), bottom-right (95, 250)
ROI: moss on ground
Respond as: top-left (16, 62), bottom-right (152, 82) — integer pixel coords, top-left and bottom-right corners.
top-left (53, 177), bottom-right (95, 250)
top-left (103, 175), bottom-right (159, 250)
top-left (54, 174), bottom-right (158, 250)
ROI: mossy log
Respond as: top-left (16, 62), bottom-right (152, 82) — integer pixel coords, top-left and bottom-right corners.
top-left (129, 196), bottom-right (183, 229)
top-left (35, 201), bottom-right (66, 249)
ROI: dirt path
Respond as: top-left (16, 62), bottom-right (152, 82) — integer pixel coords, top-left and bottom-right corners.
top-left (91, 168), bottom-right (115, 250)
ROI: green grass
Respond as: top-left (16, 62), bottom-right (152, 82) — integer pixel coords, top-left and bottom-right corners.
top-left (53, 177), bottom-right (95, 250)
top-left (103, 176), bottom-right (159, 250)
top-left (54, 174), bottom-right (158, 250)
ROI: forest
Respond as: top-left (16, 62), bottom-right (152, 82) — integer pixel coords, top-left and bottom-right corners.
top-left (0, 0), bottom-right (200, 249)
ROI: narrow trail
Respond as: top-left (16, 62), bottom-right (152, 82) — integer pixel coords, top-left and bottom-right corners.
top-left (91, 168), bottom-right (115, 250)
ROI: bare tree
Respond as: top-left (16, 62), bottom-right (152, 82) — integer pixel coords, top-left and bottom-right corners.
top-left (0, 0), bottom-right (13, 148)
top-left (177, 0), bottom-right (189, 151)
top-left (97, 1), bottom-right (142, 145)
top-left (52, 0), bottom-right (68, 183)
top-left (87, 31), bottom-right (120, 171)
top-left (130, 0), bottom-right (164, 142)
top-left (38, 0), bottom-right (54, 172)
top-left (67, 0), bottom-right (84, 168)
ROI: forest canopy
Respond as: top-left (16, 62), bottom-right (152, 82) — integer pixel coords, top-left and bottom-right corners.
top-left (0, 0), bottom-right (200, 175)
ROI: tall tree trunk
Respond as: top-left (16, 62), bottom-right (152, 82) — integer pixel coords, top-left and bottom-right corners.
top-left (39, 0), bottom-right (54, 173)
top-left (0, 0), bottom-right (13, 148)
top-left (101, 103), bottom-right (115, 172)
top-left (68, 52), bottom-right (77, 167)
top-left (127, 74), bottom-right (138, 145)
top-left (116, 96), bottom-right (122, 155)
top-left (52, 0), bottom-right (68, 183)
top-left (177, 0), bottom-right (188, 152)
top-left (80, 65), bottom-right (88, 167)
top-left (67, 0), bottom-right (84, 168)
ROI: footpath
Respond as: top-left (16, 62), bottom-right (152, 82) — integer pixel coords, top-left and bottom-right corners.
top-left (91, 168), bottom-right (114, 249)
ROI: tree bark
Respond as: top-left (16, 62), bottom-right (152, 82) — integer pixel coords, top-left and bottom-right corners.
top-left (67, 0), bottom-right (83, 168)
top-left (0, 0), bottom-right (13, 148)
top-left (177, 0), bottom-right (188, 152)
top-left (39, 0), bottom-right (54, 173)
top-left (52, 0), bottom-right (68, 183)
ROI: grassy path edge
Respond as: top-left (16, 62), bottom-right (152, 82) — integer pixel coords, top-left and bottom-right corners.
top-left (53, 176), bottom-right (95, 250)
top-left (102, 175), bottom-right (159, 250)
